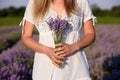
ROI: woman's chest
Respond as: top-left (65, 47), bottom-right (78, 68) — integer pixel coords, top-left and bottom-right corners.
top-left (35, 11), bottom-right (83, 33)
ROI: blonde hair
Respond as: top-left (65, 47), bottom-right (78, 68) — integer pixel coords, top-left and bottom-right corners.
top-left (32, 0), bottom-right (78, 22)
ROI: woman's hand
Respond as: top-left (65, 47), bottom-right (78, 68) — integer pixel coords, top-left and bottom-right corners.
top-left (45, 47), bottom-right (64, 67)
top-left (54, 43), bottom-right (79, 57)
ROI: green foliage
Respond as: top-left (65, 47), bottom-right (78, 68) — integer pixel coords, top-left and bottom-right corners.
top-left (0, 5), bottom-right (120, 17)
top-left (92, 5), bottom-right (120, 17)
top-left (97, 17), bottom-right (120, 24)
top-left (0, 9), bottom-right (8, 17)
top-left (111, 6), bottom-right (120, 17)
top-left (0, 6), bottom-right (120, 26)
top-left (0, 6), bottom-right (25, 17)
top-left (0, 17), bottom-right (22, 26)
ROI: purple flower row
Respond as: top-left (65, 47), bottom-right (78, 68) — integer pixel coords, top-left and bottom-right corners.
top-left (0, 26), bottom-right (21, 52)
top-left (0, 35), bottom-right (38, 80)
top-left (85, 25), bottom-right (120, 80)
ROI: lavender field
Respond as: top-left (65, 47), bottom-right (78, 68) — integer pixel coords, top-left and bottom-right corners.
top-left (0, 25), bottom-right (120, 80)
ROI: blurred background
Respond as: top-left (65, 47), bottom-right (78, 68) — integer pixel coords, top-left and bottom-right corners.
top-left (0, 0), bottom-right (120, 80)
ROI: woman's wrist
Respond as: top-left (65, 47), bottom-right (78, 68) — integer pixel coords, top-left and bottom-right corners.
top-left (71, 42), bottom-right (80, 53)
top-left (37, 45), bottom-right (50, 55)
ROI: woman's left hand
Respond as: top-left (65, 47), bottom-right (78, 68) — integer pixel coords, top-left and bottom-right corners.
top-left (54, 43), bottom-right (79, 57)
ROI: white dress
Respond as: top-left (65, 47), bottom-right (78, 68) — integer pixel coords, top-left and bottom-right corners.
top-left (20, 0), bottom-right (96, 80)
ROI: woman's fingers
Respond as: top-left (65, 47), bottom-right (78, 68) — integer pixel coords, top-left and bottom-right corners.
top-left (51, 50), bottom-right (64, 67)
top-left (54, 43), bottom-right (65, 52)
top-left (52, 54), bottom-right (64, 67)
top-left (52, 61), bottom-right (60, 67)
top-left (55, 43), bottom-right (63, 47)
top-left (55, 49), bottom-right (66, 55)
top-left (52, 57), bottom-right (63, 65)
top-left (51, 43), bottom-right (76, 67)
top-left (54, 47), bottom-right (65, 53)
top-left (46, 43), bottom-right (74, 67)
top-left (55, 43), bottom-right (69, 57)
top-left (54, 53), bottom-right (64, 61)
top-left (46, 47), bottom-right (64, 67)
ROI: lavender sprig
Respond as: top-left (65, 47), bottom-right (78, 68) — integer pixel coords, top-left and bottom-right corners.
top-left (47, 18), bottom-right (68, 44)
top-left (47, 18), bottom-right (67, 33)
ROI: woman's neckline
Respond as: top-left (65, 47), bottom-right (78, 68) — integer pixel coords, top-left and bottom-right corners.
top-left (50, 3), bottom-right (67, 19)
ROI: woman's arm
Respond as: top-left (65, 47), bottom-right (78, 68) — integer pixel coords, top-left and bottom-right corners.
top-left (22, 20), bottom-right (64, 67)
top-left (55, 19), bottom-right (95, 57)
top-left (77, 19), bottom-right (95, 50)
top-left (21, 20), bottom-right (48, 54)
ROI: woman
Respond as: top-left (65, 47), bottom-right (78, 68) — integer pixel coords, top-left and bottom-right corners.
top-left (20, 0), bottom-right (96, 80)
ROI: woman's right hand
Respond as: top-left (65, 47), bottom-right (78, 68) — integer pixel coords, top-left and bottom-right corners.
top-left (45, 47), bottom-right (64, 67)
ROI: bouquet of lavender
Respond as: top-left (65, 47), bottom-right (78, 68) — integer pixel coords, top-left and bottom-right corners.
top-left (47, 18), bottom-right (68, 67)
top-left (47, 18), bottom-right (68, 44)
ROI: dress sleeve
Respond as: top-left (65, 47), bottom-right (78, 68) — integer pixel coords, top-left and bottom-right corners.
top-left (77, 0), bottom-right (96, 25)
top-left (19, 0), bottom-right (35, 33)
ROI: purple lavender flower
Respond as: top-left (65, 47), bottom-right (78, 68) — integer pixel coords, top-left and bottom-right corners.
top-left (59, 19), bottom-right (68, 32)
top-left (47, 18), bottom-right (67, 33)
top-left (47, 18), bottom-right (68, 44)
